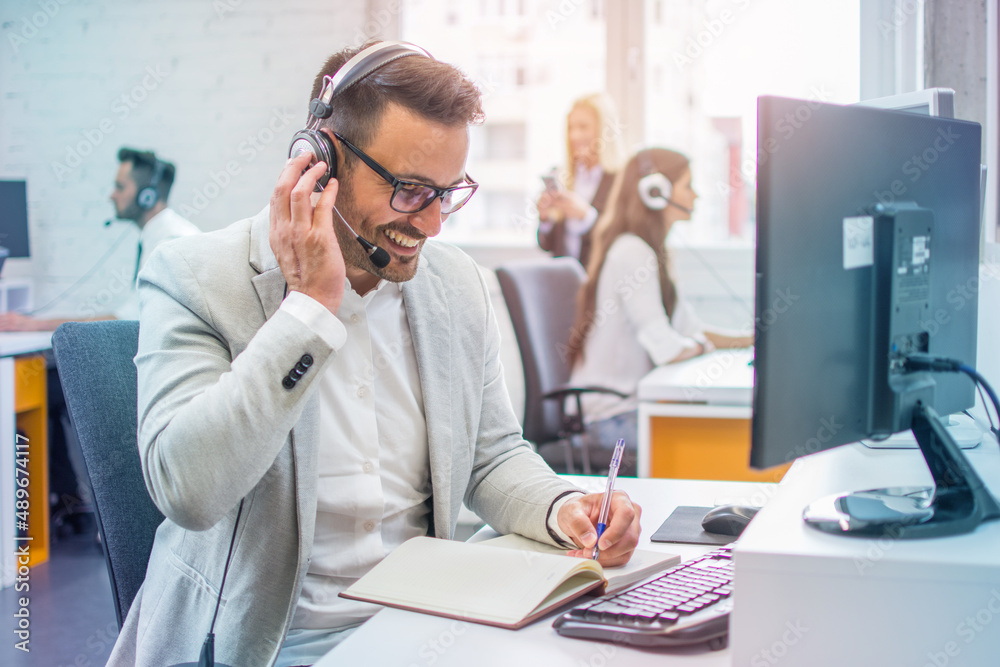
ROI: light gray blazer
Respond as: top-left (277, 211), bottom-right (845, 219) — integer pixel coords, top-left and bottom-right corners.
top-left (108, 206), bottom-right (579, 666)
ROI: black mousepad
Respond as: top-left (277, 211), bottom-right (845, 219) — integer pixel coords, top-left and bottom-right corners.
top-left (650, 505), bottom-right (735, 546)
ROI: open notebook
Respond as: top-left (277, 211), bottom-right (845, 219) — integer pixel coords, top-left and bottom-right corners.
top-left (340, 535), bottom-right (679, 629)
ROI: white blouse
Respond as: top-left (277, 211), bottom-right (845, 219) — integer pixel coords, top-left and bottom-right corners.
top-left (569, 233), bottom-right (707, 422)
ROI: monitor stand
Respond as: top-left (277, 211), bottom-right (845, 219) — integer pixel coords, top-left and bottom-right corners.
top-left (803, 403), bottom-right (1000, 538)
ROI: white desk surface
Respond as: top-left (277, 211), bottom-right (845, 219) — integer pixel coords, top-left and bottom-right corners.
top-left (318, 476), bottom-right (773, 667)
top-left (0, 331), bottom-right (53, 357)
top-left (637, 349), bottom-right (753, 406)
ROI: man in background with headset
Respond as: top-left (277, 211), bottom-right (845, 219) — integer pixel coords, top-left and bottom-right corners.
top-left (0, 147), bottom-right (198, 330)
top-left (114, 41), bottom-right (642, 666)
top-left (0, 148), bottom-right (197, 552)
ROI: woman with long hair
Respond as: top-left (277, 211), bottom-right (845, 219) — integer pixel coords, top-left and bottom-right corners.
top-left (567, 148), bottom-right (752, 457)
top-left (536, 93), bottom-right (624, 266)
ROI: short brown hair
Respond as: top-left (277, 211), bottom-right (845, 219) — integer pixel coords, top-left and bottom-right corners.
top-left (309, 41), bottom-right (484, 163)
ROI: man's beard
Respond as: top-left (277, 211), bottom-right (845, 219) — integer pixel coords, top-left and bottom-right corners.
top-left (333, 184), bottom-right (426, 284)
top-left (116, 200), bottom-right (143, 223)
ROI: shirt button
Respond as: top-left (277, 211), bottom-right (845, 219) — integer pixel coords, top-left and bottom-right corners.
top-left (364, 520), bottom-right (376, 532)
top-left (357, 386), bottom-right (367, 398)
top-left (362, 461), bottom-right (374, 474)
top-left (350, 314), bottom-right (361, 324)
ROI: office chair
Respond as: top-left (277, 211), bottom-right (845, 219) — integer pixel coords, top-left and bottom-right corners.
top-left (52, 320), bottom-right (163, 629)
top-left (497, 257), bottom-right (627, 474)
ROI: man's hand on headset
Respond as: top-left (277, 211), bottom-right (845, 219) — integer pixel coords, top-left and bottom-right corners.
top-left (269, 152), bottom-right (346, 316)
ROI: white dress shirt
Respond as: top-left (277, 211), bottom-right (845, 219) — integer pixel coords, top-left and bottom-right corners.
top-left (274, 278), bottom-right (430, 664)
top-left (274, 276), bottom-right (582, 665)
top-left (562, 163), bottom-right (603, 261)
top-left (569, 234), bottom-right (708, 422)
top-left (115, 207), bottom-right (199, 320)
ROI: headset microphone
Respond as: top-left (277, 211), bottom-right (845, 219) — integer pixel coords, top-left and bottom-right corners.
top-left (333, 205), bottom-right (391, 269)
top-left (667, 200), bottom-right (693, 215)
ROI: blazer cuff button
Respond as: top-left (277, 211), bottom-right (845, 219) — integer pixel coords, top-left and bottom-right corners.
top-left (282, 376), bottom-right (296, 390)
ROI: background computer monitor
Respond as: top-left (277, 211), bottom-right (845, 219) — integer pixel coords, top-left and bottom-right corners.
top-left (856, 87), bottom-right (956, 118)
top-left (751, 97), bottom-right (1000, 537)
top-left (0, 179), bottom-right (30, 258)
top-left (751, 96), bottom-right (996, 536)
top-left (752, 96), bottom-right (982, 468)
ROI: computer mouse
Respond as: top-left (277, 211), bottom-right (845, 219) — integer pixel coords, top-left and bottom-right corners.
top-left (701, 504), bottom-right (760, 537)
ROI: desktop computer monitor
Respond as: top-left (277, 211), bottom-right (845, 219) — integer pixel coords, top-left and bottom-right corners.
top-left (751, 96), bottom-right (1000, 538)
top-left (0, 180), bottom-right (30, 257)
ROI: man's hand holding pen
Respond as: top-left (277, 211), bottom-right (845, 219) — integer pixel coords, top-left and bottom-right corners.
top-left (557, 490), bottom-right (642, 568)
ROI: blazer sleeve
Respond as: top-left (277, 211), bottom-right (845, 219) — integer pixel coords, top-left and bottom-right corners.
top-left (134, 243), bottom-right (341, 531)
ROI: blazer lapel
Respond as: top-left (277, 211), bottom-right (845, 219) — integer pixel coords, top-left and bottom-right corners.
top-left (245, 205), bottom-right (318, 554)
top-left (247, 206), bottom-right (286, 320)
top-left (402, 264), bottom-right (454, 537)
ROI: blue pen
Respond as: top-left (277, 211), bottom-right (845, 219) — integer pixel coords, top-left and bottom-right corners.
top-left (592, 438), bottom-right (626, 561)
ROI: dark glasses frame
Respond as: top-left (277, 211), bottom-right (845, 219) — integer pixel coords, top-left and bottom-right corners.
top-left (334, 132), bottom-right (478, 214)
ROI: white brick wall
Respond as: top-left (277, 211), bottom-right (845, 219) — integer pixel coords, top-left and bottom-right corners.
top-left (0, 0), bottom-right (373, 317)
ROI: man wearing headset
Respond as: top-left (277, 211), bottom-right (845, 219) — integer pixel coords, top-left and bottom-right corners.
top-left (114, 42), bottom-right (642, 666)
top-left (0, 147), bottom-right (198, 330)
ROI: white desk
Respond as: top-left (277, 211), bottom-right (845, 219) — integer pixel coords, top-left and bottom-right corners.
top-left (318, 475), bottom-right (774, 667)
top-left (0, 331), bottom-right (53, 587)
top-left (319, 441), bottom-right (1000, 667)
top-left (636, 350), bottom-right (786, 481)
top-left (732, 440), bottom-right (1000, 666)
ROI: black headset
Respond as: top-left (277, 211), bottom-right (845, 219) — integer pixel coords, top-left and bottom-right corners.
top-left (136, 157), bottom-right (166, 211)
top-left (287, 41), bottom-right (431, 190)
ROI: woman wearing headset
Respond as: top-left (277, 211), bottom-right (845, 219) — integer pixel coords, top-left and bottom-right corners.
top-left (566, 148), bottom-right (753, 463)
top-left (536, 93), bottom-right (623, 267)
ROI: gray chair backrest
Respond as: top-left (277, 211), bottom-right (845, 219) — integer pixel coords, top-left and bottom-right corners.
top-left (52, 320), bottom-right (163, 629)
top-left (496, 257), bottom-right (586, 444)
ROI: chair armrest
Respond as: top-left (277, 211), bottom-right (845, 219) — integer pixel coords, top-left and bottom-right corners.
top-left (541, 385), bottom-right (629, 402)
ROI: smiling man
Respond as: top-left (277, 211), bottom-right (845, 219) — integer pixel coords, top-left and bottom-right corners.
top-left (112, 42), bottom-right (641, 667)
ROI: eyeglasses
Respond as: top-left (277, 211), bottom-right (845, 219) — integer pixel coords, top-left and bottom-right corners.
top-left (334, 132), bottom-right (478, 215)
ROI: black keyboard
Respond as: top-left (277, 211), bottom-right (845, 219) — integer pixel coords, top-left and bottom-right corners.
top-left (553, 545), bottom-right (734, 650)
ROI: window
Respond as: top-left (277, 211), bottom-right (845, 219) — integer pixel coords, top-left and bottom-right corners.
top-left (401, 0), bottom-right (859, 246)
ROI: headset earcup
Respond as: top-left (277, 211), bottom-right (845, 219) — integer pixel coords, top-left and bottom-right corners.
top-left (287, 129), bottom-right (338, 190)
top-left (136, 186), bottom-right (158, 210)
top-left (638, 172), bottom-right (672, 211)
